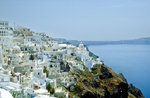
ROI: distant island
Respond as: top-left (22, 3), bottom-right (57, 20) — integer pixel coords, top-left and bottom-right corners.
top-left (54, 37), bottom-right (150, 46)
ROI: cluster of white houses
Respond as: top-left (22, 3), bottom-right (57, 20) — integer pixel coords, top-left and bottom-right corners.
top-left (0, 21), bottom-right (102, 98)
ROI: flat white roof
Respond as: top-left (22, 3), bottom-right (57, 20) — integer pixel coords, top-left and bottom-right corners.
top-left (34, 89), bottom-right (48, 94)
top-left (0, 88), bottom-right (13, 98)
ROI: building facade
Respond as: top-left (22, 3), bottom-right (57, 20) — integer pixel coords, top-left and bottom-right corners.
top-left (0, 21), bottom-right (8, 36)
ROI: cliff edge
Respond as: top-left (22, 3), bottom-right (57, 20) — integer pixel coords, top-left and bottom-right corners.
top-left (68, 64), bottom-right (144, 98)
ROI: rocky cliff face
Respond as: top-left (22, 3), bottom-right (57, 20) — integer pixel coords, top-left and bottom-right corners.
top-left (68, 64), bottom-right (144, 98)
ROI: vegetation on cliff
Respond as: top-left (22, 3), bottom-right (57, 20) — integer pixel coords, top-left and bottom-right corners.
top-left (67, 64), bottom-right (144, 98)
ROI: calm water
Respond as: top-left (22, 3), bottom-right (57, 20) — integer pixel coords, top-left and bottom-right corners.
top-left (88, 45), bottom-right (150, 98)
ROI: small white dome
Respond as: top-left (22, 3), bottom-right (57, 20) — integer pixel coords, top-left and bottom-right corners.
top-left (13, 45), bottom-right (20, 50)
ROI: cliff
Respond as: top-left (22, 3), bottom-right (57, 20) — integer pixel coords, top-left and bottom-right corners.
top-left (68, 64), bottom-right (144, 98)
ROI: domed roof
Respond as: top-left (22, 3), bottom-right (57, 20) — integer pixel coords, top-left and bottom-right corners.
top-left (13, 45), bottom-right (20, 50)
top-left (0, 88), bottom-right (13, 98)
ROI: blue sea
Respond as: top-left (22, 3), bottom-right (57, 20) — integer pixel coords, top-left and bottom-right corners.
top-left (88, 45), bottom-right (150, 98)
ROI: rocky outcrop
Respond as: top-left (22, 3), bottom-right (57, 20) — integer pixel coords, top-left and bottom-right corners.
top-left (80, 82), bottom-right (128, 98)
top-left (82, 79), bottom-right (100, 89)
top-left (111, 82), bottom-right (128, 98)
top-left (118, 73), bottom-right (127, 83)
top-left (128, 84), bottom-right (144, 98)
top-left (69, 64), bottom-right (144, 98)
top-left (81, 91), bottom-right (102, 98)
top-left (99, 65), bottom-right (113, 79)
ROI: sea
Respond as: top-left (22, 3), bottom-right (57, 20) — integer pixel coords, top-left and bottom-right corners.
top-left (88, 44), bottom-right (150, 98)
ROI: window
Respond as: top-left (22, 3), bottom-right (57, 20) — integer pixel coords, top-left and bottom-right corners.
top-left (50, 65), bottom-right (53, 68)
top-left (1, 78), bottom-right (4, 82)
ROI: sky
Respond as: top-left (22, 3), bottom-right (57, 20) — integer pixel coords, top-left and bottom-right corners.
top-left (0, 0), bottom-right (150, 41)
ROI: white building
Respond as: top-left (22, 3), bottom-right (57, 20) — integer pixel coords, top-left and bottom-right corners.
top-left (0, 68), bottom-right (10, 82)
top-left (76, 42), bottom-right (93, 67)
top-left (33, 68), bottom-right (46, 79)
top-left (0, 21), bottom-right (8, 36)
top-left (24, 35), bottom-right (42, 44)
top-left (0, 88), bottom-right (13, 98)
top-left (0, 36), bottom-right (14, 47)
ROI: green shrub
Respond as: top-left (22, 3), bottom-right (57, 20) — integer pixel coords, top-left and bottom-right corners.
top-left (73, 84), bottom-right (82, 96)
top-left (46, 83), bottom-right (55, 95)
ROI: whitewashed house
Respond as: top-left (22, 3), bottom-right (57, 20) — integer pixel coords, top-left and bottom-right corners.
top-left (0, 36), bottom-right (14, 47)
top-left (0, 21), bottom-right (9, 36)
top-left (33, 68), bottom-right (46, 80)
top-left (24, 35), bottom-right (42, 44)
top-left (0, 69), bottom-right (11, 87)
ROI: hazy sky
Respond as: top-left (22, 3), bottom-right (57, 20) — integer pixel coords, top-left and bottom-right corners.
top-left (0, 0), bottom-right (150, 41)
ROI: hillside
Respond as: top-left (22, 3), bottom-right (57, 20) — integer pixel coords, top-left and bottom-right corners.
top-left (68, 64), bottom-right (144, 98)
top-left (0, 24), bottom-right (144, 98)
